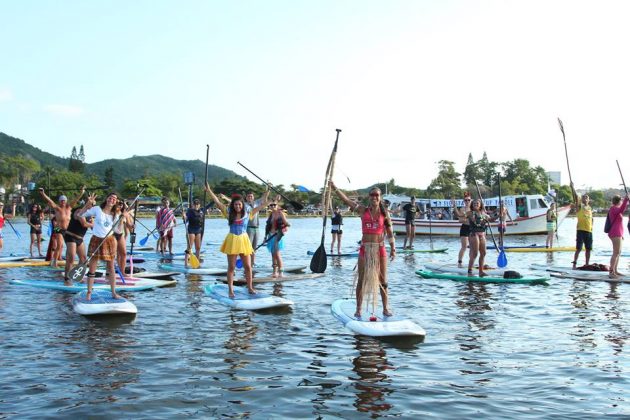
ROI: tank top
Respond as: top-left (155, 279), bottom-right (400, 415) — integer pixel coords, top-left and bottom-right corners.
top-left (228, 209), bottom-right (249, 235)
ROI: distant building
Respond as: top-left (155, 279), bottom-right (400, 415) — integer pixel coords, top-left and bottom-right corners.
top-left (546, 171), bottom-right (561, 185)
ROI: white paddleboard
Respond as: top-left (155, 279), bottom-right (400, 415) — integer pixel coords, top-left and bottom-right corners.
top-left (72, 290), bottom-right (137, 315)
top-left (9, 279), bottom-right (158, 292)
top-left (549, 272), bottom-right (630, 283)
top-left (204, 284), bottom-right (293, 310)
top-left (217, 272), bottom-right (325, 284)
top-left (94, 277), bottom-right (177, 288)
top-left (530, 263), bottom-right (611, 276)
top-left (0, 254), bottom-right (29, 262)
top-left (158, 263), bottom-right (224, 275)
top-left (424, 263), bottom-right (509, 277)
top-left (331, 299), bottom-right (426, 337)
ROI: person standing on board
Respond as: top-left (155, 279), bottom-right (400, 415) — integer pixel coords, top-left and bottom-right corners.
top-left (80, 192), bottom-right (127, 300)
top-left (467, 198), bottom-right (490, 277)
top-left (156, 196), bottom-right (176, 255)
top-left (205, 183), bottom-right (266, 298)
top-left (40, 187), bottom-right (85, 265)
top-left (545, 202), bottom-right (557, 249)
top-left (452, 192), bottom-right (472, 268)
top-left (266, 197), bottom-right (290, 278)
top-left (63, 195), bottom-right (96, 285)
top-left (396, 197), bottom-right (421, 249)
top-left (184, 198), bottom-right (206, 261)
top-left (27, 203), bottom-right (44, 257)
top-left (0, 201), bottom-right (16, 255)
top-left (330, 206), bottom-right (343, 254)
top-left (606, 193), bottom-right (629, 279)
top-left (244, 190), bottom-right (269, 267)
top-left (113, 200), bottom-right (134, 276)
top-left (570, 184), bottom-right (593, 269)
top-left (495, 200), bottom-right (513, 241)
top-left (330, 182), bottom-right (396, 319)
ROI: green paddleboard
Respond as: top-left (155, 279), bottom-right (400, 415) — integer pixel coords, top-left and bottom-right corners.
top-left (415, 269), bottom-right (549, 284)
top-left (398, 248), bottom-right (448, 254)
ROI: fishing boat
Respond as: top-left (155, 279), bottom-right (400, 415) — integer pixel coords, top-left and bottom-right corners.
top-left (383, 193), bottom-right (571, 236)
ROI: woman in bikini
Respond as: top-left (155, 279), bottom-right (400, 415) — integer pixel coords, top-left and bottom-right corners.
top-left (205, 183), bottom-right (267, 298)
top-left (467, 198), bottom-right (490, 277)
top-left (331, 182), bottom-right (395, 318)
top-left (452, 192), bottom-right (472, 268)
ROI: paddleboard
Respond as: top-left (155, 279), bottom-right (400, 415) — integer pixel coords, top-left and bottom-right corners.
top-left (596, 250), bottom-right (630, 257)
top-left (132, 246), bottom-right (155, 251)
top-left (550, 272), bottom-right (630, 284)
top-left (530, 263), bottom-right (611, 275)
top-left (204, 284), bottom-right (294, 310)
top-left (0, 254), bottom-right (29, 262)
top-left (132, 271), bottom-right (181, 280)
top-left (397, 248), bottom-right (448, 254)
top-left (9, 279), bottom-right (159, 292)
top-left (423, 263), bottom-right (509, 277)
top-left (217, 272), bottom-right (325, 284)
top-left (331, 299), bottom-right (426, 337)
top-left (0, 260), bottom-right (65, 268)
top-left (95, 277), bottom-right (177, 287)
top-left (125, 257), bottom-right (145, 264)
top-left (158, 263), bottom-right (225, 275)
top-left (505, 246), bottom-right (575, 253)
top-left (416, 269), bottom-right (549, 284)
top-left (487, 244), bottom-right (545, 250)
top-left (307, 251), bottom-right (359, 257)
top-left (208, 265), bottom-right (308, 276)
top-left (72, 290), bottom-right (137, 315)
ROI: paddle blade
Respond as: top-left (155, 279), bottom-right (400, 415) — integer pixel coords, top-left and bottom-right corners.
top-left (152, 231), bottom-right (160, 239)
top-left (190, 253), bottom-right (201, 269)
top-left (497, 249), bottom-right (508, 268)
top-left (236, 258), bottom-right (243, 269)
top-left (139, 235), bottom-right (149, 246)
top-left (68, 263), bottom-right (88, 283)
top-left (310, 245), bottom-right (327, 273)
top-left (115, 264), bottom-right (126, 284)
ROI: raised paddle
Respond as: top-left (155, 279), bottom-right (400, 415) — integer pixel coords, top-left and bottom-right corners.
top-left (236, 162), bottom-right (304, 211)
top-left (310, 129), bottom-right (341, 273)
top-left (67, 188), bottom-right (145, 283)
top-left (496, 174), bottom-right (508, 268)
top-left (557, 118), bottom-right (574, 187)
top-left (473, 180), bottom-right (503, 261)
top-left (201, 145), bottom-right (209, 242)
top-left (178, 187), bottom-right (200, 269)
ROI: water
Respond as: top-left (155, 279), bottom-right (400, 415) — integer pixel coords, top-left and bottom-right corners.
top-left (1, 217), bottom-right (629, 418)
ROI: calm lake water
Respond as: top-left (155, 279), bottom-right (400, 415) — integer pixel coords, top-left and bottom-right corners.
top-left (1, 216), bottom-right (628, 419)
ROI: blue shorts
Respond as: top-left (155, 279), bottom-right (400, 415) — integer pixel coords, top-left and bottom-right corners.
top-left (575, 230), bottom-right (593, 251)
top-left (187, 227), bottom-right (203, 235)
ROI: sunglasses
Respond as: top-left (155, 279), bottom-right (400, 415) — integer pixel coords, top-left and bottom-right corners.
top-left (269, 204), bottom-right (277, 207)
top-left (464, 199), bottom-right (471, 202)
top-left (369, 193), bottom-right (380, 197)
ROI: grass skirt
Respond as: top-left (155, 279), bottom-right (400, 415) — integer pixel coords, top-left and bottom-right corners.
top-left (220, 233), bottom-right (253, 256)
top-left (355, 243), bottom-right (383, 314)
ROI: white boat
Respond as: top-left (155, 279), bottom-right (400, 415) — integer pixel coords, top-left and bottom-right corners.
top-left (383, 193), bottom-right (571, 236)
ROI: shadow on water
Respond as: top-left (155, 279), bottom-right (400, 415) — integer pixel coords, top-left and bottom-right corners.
top-left (350, 335), bottom-right (395, 416)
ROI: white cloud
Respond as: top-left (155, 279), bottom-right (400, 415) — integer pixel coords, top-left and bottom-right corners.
top-left (0, 88), bottom-right (13, 102)
top-left (44, 104), bottom-right (85, 117)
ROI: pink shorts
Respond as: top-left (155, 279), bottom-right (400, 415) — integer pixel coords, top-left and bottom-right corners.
top-left (359, 243), bottom-right (387, 258)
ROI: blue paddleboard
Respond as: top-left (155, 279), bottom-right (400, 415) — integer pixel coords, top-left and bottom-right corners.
top-left (204, 284), bottom-right (293, 310)
top-left (72, 290), bottom-right (137, 315)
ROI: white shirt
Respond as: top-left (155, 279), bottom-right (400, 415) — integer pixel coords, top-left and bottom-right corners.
top-left (83, 206), bottom-right (120, 238)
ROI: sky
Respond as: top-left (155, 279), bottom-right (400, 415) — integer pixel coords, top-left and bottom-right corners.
top-left (1, 0), bottom-right (630, 192)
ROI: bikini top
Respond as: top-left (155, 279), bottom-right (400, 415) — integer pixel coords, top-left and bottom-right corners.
top-left (362, 208), bottom-right (385, 235)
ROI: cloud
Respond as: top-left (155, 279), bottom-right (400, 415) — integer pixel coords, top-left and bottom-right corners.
top-left (0, 88), bottom-right (13, 102)
top-left (44, 104), bottom-right (85, 117)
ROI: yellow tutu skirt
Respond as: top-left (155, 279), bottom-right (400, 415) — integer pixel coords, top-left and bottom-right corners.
top-left (220, 233), bottom-right (254, 256)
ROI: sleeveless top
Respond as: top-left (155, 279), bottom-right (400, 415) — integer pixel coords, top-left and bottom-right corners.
top-left (228, 209), bottom-right (249, 235)
top-left (468, 211), bottom-right (487, 233)
top-left (186, 208), bottom-right (204, 229)
top-left (362, 208), bottom-right (385, 235)
top-left (29, 213), bottom-right (42, 226)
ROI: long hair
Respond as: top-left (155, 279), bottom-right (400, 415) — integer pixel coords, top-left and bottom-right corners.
top-left (29, 203), bottom-right (43, 217)
top-left (228, 194), bottom-right (245, 225)
top-left (100, 192), bottom-right (121, 217)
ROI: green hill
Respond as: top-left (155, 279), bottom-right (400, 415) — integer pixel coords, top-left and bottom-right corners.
top-left (0, 131), bottom-right (241, 187)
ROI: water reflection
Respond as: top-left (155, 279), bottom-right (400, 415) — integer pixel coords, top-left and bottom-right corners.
top-left (603, 283), bottom-right (627, 357)
top-left (350, 335), bottom-right (394, 415)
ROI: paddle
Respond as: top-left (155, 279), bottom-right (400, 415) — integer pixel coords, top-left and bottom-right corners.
top-left (178, 187), bottom-right (200, 268)
top-left (310, 129), bottom-right (341, 273)
top-left (5, 218), bottom-right (21, 239)
top-left (496, 174), bottom-right (508, 268)
top-left (201, 145), bottom-right (209, 242)
top-left (134, 218), bottom-right (160, 240)
top-left (236, 162), bottom-right (304, 211)
top-left (473, 180), bottom-right (502, 260)
top-left (67, 188), bottom-right (145, 283)
top-left (427, 203), bottom-right (433, 250)
top-left (115, 263), bottom-right (127, 284)
top-left (557, 118), bottom-right (574, 187)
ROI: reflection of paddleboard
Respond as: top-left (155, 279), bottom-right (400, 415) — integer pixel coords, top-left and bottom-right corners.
top-left (217, 272), bottom-right (325, 284)
top-left (204, 284), bottom-right (293, 310)
top-left (307, 251), bottom-right (358, 257)
top-left (72, 290), bottom-right (137, 315)
top-left (331, 299), bottom-right (426, 337)
top-left (9, 279), bottom-right (158, 292)
top-left (416, 270), bottom-right (549, 284)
